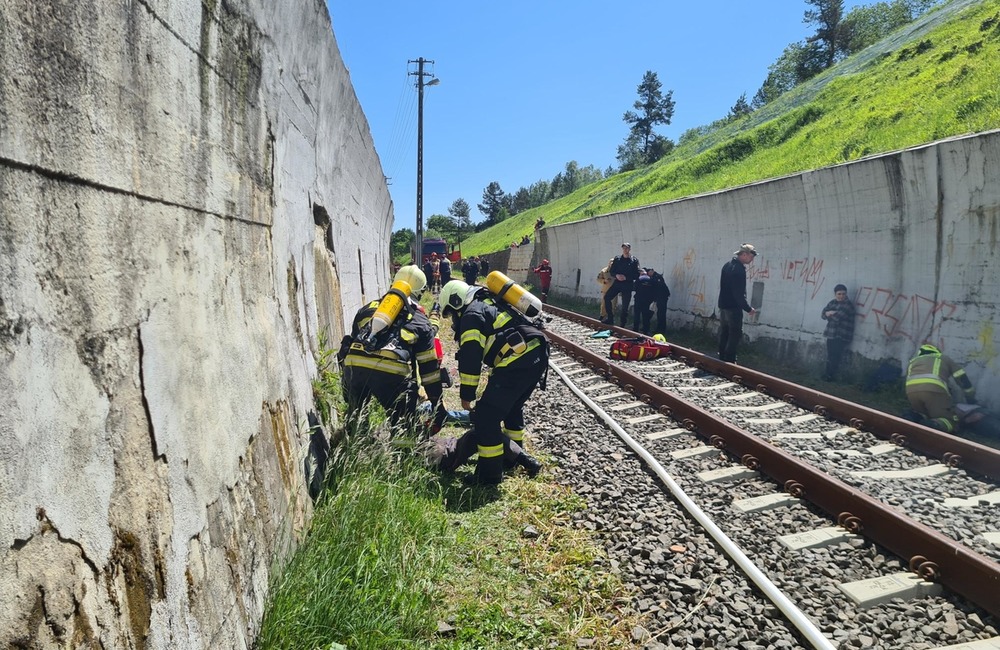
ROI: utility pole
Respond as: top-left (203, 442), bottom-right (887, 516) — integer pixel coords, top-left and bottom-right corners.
top-left (409, 58), bottom-right (438, 266)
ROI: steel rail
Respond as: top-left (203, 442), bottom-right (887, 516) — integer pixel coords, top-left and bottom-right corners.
top-left (546, 305), bottom-right (1000, 481)
top-left (542, 321), bottom-right (1000, 619)
top-left (549, 359), bottom-right (838, 649)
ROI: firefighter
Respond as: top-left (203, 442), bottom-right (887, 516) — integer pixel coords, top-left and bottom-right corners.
top-left (532, 259), bottom-right (553, 303)
top-left (438, 279), bottom-right (546, 485)
top-left (905, 343), bottom-right (976, 434)
top-left (339, 266), bottom-right (447, 434)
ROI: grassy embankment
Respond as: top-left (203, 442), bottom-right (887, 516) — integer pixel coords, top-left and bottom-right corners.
top-left (459, 0), bottom-right (1000, 256)
top-left (257, 313), bottom-right (640, 649)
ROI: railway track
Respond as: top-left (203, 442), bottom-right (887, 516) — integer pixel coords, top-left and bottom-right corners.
top-left (518, 305), bottom-right (1000, 647)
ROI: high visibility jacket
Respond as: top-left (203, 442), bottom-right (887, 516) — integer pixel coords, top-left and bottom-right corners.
top-left (342, 298), bottom-right (442, 402)
top-left (454, 298), bottom-right (547, 403)
top-left (906, 348), bottom-right (974, 401)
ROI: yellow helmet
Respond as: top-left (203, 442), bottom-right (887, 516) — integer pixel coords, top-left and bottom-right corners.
top-left (653, 333), bottom-right (667, 343)
top-left (393, 265), bottom-right (427, 296)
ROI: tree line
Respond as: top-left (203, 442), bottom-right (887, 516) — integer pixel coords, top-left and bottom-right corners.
top-left (391, 0), bottom-right (942, 258)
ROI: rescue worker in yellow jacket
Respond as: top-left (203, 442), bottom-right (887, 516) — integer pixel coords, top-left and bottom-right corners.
top-left (905, 343), bottom-right (976, 433)
top-left (438, 279), bottom-right (547, 485)
top-left (339, 266), bottom-right (446, 433)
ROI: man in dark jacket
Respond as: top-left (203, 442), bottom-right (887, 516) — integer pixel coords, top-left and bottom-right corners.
top-left (440, 256), bottom-right (452, 286)
top-left (717, 243), bottom-right (758, 363)
top-left (634, 267), bottom-right (670, 335)
top-left (461, 257), bottom-right (478, 285)
top-left (603, 243), bottom-right (640, 327)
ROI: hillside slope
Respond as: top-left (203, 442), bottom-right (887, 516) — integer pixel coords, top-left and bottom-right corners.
top-left (462, 0), bottom-right (1000, 256)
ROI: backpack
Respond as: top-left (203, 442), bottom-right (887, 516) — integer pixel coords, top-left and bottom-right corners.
top-left (609, 337), bottom-right (670, 362)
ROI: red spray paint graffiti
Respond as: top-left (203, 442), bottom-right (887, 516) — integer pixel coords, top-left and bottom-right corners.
top-left (854, 286), bottom-right (957, 346)
top-left (781, 258), bottom-right (826, 299)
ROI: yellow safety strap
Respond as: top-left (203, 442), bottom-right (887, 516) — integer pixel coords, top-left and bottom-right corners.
top-left (343, 355), bottom-right (410, 376)
top-left (495, 338), bottom-right (542, 368)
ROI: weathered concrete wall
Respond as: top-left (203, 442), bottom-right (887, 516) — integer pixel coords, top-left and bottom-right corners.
top-left (1, 0), bottom-right (391, 647)
top-left (540, 130), bottom-right (1000, 408)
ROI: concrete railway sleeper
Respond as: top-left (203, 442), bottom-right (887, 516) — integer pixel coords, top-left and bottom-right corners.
top-left (532, 309), bottom-right (1000, 629)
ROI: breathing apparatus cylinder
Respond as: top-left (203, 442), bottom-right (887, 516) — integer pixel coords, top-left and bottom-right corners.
top-left (364, 280), bottom-right (411, 342)
top-left (485, 270), bottom-right (542, 318)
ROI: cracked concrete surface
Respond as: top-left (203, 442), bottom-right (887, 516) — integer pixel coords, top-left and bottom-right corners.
top-left (1, 0), bottom-right (390, 646)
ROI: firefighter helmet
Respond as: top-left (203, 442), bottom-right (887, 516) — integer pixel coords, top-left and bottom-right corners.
top-left (440, 280), bottom-right (472, 316)
top-left (919, 344), bottom-right (941, 355)
top-left (393, 265), bottom-right (427, 296)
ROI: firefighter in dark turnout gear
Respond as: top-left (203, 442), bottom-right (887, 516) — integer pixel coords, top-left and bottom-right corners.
top-left (339, 266), bottom-right (447, 433)
top-left (905, 344), bottom-right (976, 434)
top-left (438, 280), bottom-right (547, 485)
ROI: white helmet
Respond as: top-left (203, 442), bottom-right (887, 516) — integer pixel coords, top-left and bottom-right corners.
top-left (393, 265), bottom-right (427, 296)
top-left (439, 280), bottom-right (472, 315)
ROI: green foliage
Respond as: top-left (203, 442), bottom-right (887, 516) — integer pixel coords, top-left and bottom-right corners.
top-left (618, 70), bottom-right (676, 171)
top-left (390, 228), bottom-right (415, 261)
top-left (477, 181), bottom-right (507, 225)
top-left (257, 434), bottom-right (451, 649)
top-left (458, 0), bottom-right (1000, 258)
top-left (841, 0), bottom-right (914, 54)
top-left (426, 214), bottom-right (459, 242)
top-left (804, 0), bottom-right (847, 69)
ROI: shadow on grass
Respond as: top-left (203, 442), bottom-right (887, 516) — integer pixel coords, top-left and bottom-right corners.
top-left (439, 474), bottom-right (502, 512)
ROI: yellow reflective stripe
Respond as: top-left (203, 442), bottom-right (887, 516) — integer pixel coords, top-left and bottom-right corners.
top-left (478, 443), bottom-right (504, 458)
top-left (933, 417), bottom-right (956, 432)
top-left (494, 312), bottom-right (512, 328)
top-left (495, 338), bottom-right (542, 368)
top-left (503, 428), bottom-right (524, 442)
top-left (460, 372), bottom-right (480, 387)
top-left (400, 329), bottom-right (417, 343)
top-left (420, 371), bottom-right (441, 384)
top-left (907, 372), bottom-right (946, 386)
top-left (461, 330), bottom-right (487, 347)
top-left (344, 355), bottom-right (410, 376)
top-left (415, 349), bottom-right (437, 362)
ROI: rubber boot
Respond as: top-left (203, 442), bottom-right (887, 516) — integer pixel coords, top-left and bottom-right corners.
top-left (517, 452), bottom-right (542, 478)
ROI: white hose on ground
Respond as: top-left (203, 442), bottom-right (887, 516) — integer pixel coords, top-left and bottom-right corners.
top-left (549, 359), bottom-right (838, 650)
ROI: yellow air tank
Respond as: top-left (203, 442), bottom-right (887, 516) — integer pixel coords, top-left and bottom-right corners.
top-left (365, 279), bottom-right (412, 341)
top-left (486, 271), bottom-right (542, 318)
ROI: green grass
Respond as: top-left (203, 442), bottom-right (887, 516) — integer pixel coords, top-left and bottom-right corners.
top-left (257, 342), bottom-right (640, 649)
top-left (457, 0), bottom-right (1000, 257)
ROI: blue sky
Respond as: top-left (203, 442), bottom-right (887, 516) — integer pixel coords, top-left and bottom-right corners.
top-left (327, 1), bottom-right (864, 234)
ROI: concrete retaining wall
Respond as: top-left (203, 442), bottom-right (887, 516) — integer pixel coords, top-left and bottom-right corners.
top-left (537, 130), bottom-right (1000, 408)
top-left (1, 0), bottom-right (391, 647)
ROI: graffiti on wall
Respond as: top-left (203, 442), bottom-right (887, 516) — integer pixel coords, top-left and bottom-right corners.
top-left (780, 257), bottom-right (825, 299)
top-left (854, 286), bottom-right (957, 347)
top-left (672, 248), bottom-right (711, 315)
